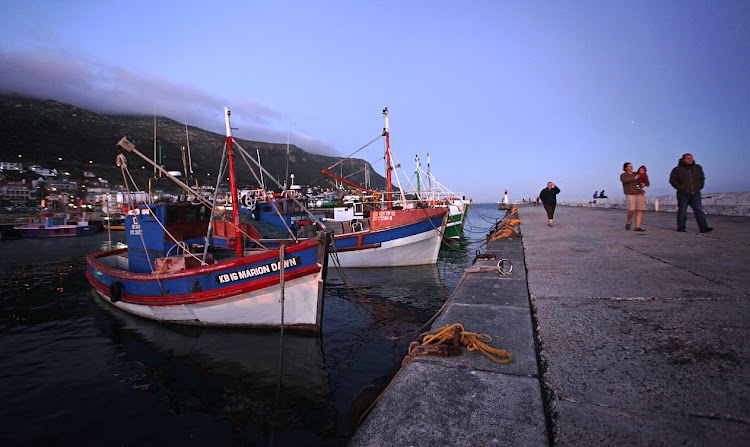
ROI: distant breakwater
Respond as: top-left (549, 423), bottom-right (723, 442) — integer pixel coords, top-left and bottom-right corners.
top-left (558, 191), bottom-right (750, 217)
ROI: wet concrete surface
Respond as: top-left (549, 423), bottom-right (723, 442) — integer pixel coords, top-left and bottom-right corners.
top-left (522, 205), bottom-right (750, 446)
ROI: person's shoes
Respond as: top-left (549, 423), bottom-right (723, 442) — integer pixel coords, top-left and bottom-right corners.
top-left (676, 229), bottom-right (686, 232)
top-left (635, 228), bottom-right (645, 232)
top-left (625, 223), bottom-right (631, 230)
top-left (700, 227), bottom-right (713, 233)
top-left (548, 223), bottom-right (553, 227)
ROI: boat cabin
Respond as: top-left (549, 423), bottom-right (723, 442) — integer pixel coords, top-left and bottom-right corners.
top-left (126, 202), bottom-right (212, 273)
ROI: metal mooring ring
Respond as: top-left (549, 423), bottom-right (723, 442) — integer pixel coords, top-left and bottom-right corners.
top-left (497, 259), bottom-right (513, 275)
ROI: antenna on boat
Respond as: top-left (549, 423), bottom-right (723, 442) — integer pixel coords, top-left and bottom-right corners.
top-left (225, 107), bottom-right (234, 137)
top-left (284, 121), bottom-right (290, 190)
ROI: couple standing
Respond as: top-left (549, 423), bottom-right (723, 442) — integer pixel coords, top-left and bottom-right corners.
top-left (621, 154), bottom-right (712, 233)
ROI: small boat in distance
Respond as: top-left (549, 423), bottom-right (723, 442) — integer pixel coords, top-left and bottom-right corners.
top-left (103, 216), bottom-right (125, 231)
top-left (14, 215), bottom-right (100, 238)
top-left (85, 108), bottom-right (330, 332)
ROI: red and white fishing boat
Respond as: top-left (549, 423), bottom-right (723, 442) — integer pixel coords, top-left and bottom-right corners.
top-left (85, 108), bottom-right (330, 331)
top-left (279, 108), bottom-right (448, 267)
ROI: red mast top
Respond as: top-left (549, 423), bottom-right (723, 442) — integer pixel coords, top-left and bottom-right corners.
top-left (383, 107), bottom-right (393, 210)
top-left (224, 107), bottom-right (243, 258)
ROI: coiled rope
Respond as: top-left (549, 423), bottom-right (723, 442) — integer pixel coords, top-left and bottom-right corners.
top-left (402, 323), bottom-right (513, 366)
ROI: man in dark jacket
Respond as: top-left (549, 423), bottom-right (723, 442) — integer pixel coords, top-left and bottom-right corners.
top-left (539, 182), bottom-right (560, 227)
top-left (669, 153), bottom-right (712, 233)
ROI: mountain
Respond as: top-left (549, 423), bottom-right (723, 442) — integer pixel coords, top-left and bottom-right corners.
top-left (0, 95), bottom-right (386, 190)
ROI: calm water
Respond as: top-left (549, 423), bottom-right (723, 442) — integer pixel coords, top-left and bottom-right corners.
top-left (0, 204), bottom-right (506, 446)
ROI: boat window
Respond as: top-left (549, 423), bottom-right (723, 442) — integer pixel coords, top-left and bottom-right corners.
top-left (166, 206), bottom-right (180, 223)
top-left (288, 201), bottom-right (302, 213)
top-left (184, 206), bottom-right (196, 222)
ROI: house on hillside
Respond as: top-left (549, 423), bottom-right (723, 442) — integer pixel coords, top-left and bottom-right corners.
top-left (0, 179), bottom-right (33, 204)
top-left (47, 178), bottom-right (78, 193)
top-left (29, 165), bottom-right (57, 177)
top-left (0, 162), bottom-right (23, 172)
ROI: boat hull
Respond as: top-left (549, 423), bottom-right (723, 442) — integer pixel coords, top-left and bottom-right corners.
top-left (441, 200), bottom-right (471, 240)
top-left (329, 208), bottom-right (447, 267)
top-left (16, 225), bottom-right (100, 238)
top-left (443, 207), bottom-right (464, 240)
top-left (86, 235), bottom-right (328, 331)
top-left (88, 272), bottom-right (323, 330)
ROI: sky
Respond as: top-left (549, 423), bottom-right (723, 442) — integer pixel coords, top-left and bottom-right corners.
top-left (1, 0), bottom-right (748, 202)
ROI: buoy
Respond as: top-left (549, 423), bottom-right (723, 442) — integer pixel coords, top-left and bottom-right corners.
top-left (109, 281), bottom-right (123, 302)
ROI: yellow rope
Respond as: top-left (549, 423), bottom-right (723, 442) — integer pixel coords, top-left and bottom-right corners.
top-left (411, 323), bottom-right (513, 364)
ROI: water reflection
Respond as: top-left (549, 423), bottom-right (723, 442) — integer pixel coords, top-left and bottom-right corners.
top-left (90, 298), bottom-right (335, 443)
top-left (326, 264), bottom-right (448, 336)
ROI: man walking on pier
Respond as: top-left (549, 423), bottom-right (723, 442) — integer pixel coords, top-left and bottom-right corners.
top-left (539, 182), bottom-right (560, 227)
top-left (670, 153), bottom-right (712, 233)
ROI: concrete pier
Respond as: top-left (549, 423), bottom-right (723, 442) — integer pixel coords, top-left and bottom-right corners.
top-left (349, 205), bottom-right (750, 446)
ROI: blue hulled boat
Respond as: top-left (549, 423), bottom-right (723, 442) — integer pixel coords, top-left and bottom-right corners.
top-left (85, 109), bottom-right (330, 331)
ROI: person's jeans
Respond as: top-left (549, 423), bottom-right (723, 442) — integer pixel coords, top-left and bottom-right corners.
top-left (677, 193), bottom-right (708, 231)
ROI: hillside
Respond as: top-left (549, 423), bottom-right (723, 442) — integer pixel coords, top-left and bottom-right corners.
top-left (0, 95), bottom-right (386, 190)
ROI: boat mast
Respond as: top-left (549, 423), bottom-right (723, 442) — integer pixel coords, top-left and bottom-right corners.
top-left (184, 114), bottom-right (194, 176)
top-left (383, 107), bottom-right (393, 210)
top-left (224, 107), bottom-right (243, 258)
top-left (415, 154), bottom-right (422, 199)
top-left (153, 111), bottom-right (157, 179)
top-left (257, 148), bottom-right (265, 189)
top-left (427, 152), bottom-right (433, 202)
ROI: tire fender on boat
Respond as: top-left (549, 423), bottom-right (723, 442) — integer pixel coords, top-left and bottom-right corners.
top-left (109, 281), bottom-right (123, 302)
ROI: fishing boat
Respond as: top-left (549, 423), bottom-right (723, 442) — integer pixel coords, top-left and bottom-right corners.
top-left (413, 154), bottom-right (472, 240)
top-left (86, 108), bottom-right (330, 332)
top-left (249, 107), bottom-right (448, 267)
top-left (14, 215), bottom-right (100, 238)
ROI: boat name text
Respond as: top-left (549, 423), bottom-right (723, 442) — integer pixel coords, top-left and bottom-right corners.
top-left (373, 211), bottom-right (395, 221)
top-left (214, 256), bottom-right (302, 284)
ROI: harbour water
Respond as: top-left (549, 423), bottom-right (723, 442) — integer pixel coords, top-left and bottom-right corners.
top-left (0, 203), bottom-right (506, 446)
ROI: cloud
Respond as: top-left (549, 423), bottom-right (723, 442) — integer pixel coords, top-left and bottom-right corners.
top-left (0, 48), bottom-right (340, 156)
